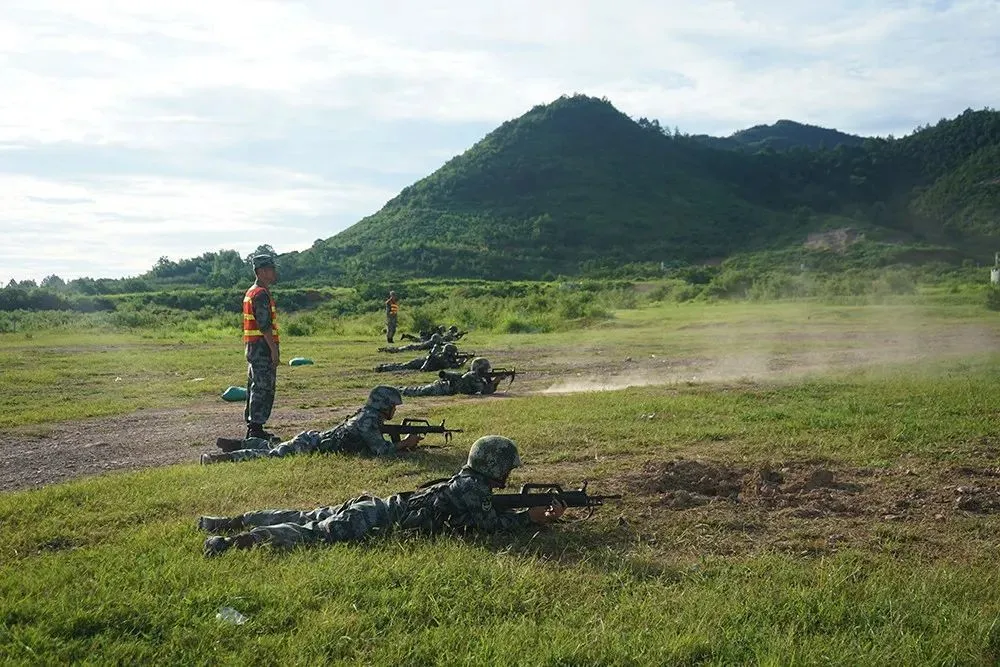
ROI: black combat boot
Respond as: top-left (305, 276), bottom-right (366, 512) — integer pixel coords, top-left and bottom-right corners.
top-left (247, 424), bottom-right (279, 443)
top-left (216, 437), bottom-right (245, 453)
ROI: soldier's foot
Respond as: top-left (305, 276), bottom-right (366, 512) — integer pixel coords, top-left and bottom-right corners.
top-left (216, 437), bottom-right (245, 453)
top-left (198, 515), bottom-right (244, 533)
top-left (246, 425), bottom-right (279, 442)
top-left (201, 452), bottom-right (234, 465)
top-left (203, 535), bottom-right (232, 557)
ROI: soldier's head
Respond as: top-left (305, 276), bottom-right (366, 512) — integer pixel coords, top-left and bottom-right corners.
top-left (443, 343), bottom-right (458, 356)
top-left (388, 290), bottom-right (396, 300)
top-left (448, 325), bottom-right (459, 333)
top-left (466, 435), bottom-right (521, 488)
top-left (252, 254), bottom-right (277, 285)
top-left (471, 357), bottom-right (491, 376)
top-left (366, 385), bottom-right (403, 419)
top-left (430, 333), bottom-right (444, 344)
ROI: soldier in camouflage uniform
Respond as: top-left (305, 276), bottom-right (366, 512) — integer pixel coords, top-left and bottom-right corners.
top-left (199, 435), bottom-right (565, 555)
top-left (400, 357), bottom-right (500, 397)
top-left (200, 386), bottom-right (421, 464)
top-left (442, 325), bottom-right (466, 341)
top-left (385, 291), bottom-right (399, 343)
top-left (243, 254), bottom-right (280, 441)
top-left (378, 333), bottom-right (445, 353)
top-left (374, 343), bottom-right (463, 373)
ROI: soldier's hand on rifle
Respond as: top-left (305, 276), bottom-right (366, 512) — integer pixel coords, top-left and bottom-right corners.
top-left (399, 433), bottom-right (423, 450)
top-left (528, 499), bottom-right (566, 524)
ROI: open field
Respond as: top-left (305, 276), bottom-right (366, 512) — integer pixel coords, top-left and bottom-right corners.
top-left (2, 296), bottom-right (1000, 663)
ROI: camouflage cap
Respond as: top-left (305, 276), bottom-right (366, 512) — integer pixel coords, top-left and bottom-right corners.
top-left (443, 343), bottom-right (458, 354)
top-left (466, 435), bottom-right (521, 484)
top-left (430, 333), bottom-right (444, 344)
top-left (471, 357), bottom-right (491, 374)
top-left (252, 254), bottom-right (276, 270)
top-left (367, 385), bottom-right (403, 411)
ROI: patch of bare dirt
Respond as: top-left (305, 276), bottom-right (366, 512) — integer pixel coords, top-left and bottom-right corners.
top-left (3, 402), bottom-right (350, 493)
top-left (608, 457), bottom-right (1000, 558)
top-left (616, 458), bottom-right (1000, 521)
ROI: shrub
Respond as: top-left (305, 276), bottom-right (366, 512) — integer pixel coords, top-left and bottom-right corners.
top-left (987, 287), bottom-right (1000, 311)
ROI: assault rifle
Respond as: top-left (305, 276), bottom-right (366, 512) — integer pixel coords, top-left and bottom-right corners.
top-left (492, 482), bottom-right (622, 517)
top-left (381, 418), bottom-right (463, 445)
top-left (486, 367), bottom-right (516, 388)
top-left (454, 352), bottom-right (477, 364)
top-left (412, 479), bottom-right (621, 518)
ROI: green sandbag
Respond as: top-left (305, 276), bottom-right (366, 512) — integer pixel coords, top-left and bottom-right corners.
top-left (221, 386), bottom-right (248, 402)
top-left (288, 357), bottom-right (314, 366)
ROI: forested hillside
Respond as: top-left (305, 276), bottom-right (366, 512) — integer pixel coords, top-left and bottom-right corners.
top-left (7, 95), bottom-right (1000, 294)
top-left (278, 96), bottom-right (999, 282)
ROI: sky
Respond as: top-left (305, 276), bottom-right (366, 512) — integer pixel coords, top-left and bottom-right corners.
top-left (1, 0), bottom-right (998, 283)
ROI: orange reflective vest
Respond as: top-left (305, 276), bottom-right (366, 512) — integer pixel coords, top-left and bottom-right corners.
top-left (243, 285), bottom-right (279, 343)
top-left (386, 300), bottom-right (399, 315)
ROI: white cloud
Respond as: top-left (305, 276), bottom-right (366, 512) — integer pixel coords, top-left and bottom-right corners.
top-left (0, 173), bottom-right (396, 279)
top-left (0, 0), bottom-right (997, 280)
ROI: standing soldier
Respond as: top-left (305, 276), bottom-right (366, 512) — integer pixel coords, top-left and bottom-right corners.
top-left (385, 290), bottom-right (399, 343)
top-left (243, 254), bottom-right (280, 441)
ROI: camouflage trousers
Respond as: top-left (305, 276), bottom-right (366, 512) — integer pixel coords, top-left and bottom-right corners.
top-left (228, 430), bottom-right (321, 462)
top-left (400, 380), bottom-right (455, 397)
top-left (386, 314), bottom-right (397, 343)
top-left (242, 495), bottom-right (407, 549)
top-left (375, 357), bottom-right (424, 373)
top-left (244, 341), bottom-right (276, 426)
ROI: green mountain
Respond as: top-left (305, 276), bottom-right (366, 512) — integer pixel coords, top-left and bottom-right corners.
top-left (691, 120), bottom-right (864, 152)
top-left (280, 96), bottom-right (794, 281)
top-left (275, 96), bottom-right (999, 283)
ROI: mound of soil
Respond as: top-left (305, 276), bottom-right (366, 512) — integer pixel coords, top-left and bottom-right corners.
top-left (620, 459), bottom-right (865, 515)
top-left (624, 459), bottom-right (747, 509)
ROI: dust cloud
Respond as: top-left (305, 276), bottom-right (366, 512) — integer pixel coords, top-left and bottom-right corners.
top-left (540, 308), bottom-right (999, 395)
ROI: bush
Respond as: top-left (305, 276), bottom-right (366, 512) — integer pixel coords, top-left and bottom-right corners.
top-left (987, 287), bottom-right (1000, 311)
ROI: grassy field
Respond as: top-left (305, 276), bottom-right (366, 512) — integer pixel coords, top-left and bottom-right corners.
top-left (2, 294), bottom-right (1000, 664)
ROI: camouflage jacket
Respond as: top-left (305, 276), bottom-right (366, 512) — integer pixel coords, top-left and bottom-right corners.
top-left (319, 406), bottom-right (398, 456)
top-left (439, 370), bottom-right (496, 395)
top-left (394, 467), bottom-right (531, 534)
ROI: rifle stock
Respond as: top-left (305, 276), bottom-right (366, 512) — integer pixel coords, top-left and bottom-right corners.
top-left (490, 482), bottom-right (622, 515)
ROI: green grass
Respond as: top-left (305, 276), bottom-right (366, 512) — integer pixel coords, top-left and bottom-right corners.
top-left (3, 295), bottom-right (1000, 664)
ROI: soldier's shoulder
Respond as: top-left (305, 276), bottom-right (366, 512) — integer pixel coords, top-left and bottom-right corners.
top-left (449, 471), bottom-right (491, 495)
top-left (344, 406), bottom-right (379, 425)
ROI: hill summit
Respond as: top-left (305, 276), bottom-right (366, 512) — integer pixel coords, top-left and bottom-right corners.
top-left (261, 96), bottom-right (1000, 282)
top-left (285, 95), bottom-right (796, 280)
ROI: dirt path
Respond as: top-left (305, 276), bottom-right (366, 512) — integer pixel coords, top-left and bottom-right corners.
top-left (5, 321), bottom-right (997, 493)
top-left (3, 403), bottom-right (339, 493)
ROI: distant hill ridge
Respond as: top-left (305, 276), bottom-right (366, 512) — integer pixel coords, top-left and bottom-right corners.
top-left (266, 95), bottom-right (999, 282)
top-left (125, 94), bottom-right (1000, 285)
top-left (691, 119), bottom-right (866, 152)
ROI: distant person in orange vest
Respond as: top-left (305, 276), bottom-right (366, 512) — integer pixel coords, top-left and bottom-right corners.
top-left (385, 290), bottom-right (399, 343)
top-left (243, 254), bottom-right (280, 441)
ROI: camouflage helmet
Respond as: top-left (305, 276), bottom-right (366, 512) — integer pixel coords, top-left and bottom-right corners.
top-left (466, 435), bottom-right (521, 483)
top-left (443, 343), bottom-right (458, 355)
top-left (471, 357), bottom-right (491, 375)
top-left (430, 333), bottom-right (444, 344)
top-left (448, 325), bottom-right (459, 333)
top-left (251, 254), bottom-right (276, 271)
top-left (366, 385), bottom-right (403, 411)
